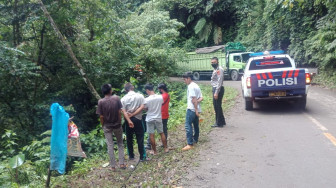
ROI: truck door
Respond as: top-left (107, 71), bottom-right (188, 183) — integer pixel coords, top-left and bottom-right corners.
top-left (224, 53), bottom-right (229, 75)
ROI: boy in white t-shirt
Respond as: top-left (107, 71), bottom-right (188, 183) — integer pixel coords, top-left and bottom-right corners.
top-left (182, 72), bottom-right (203, 151)
top-left (144, 84), bottom-right (169, 155)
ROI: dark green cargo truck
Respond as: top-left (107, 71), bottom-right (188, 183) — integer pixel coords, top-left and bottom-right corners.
top-left (177, 42), bottom-right (252, 81)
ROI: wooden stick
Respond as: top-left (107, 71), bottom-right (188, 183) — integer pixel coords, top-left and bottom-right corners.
top-left (45, 168), bottom-right (51, 188)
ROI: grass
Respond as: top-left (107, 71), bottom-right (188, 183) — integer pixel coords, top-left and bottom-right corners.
top-left (312, 70), bottom-right (336, 89)
top-left (51, 84), bottom-right (238, 187)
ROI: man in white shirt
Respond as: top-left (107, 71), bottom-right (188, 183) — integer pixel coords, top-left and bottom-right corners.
top-left (121, 83), bottom-right (147, 161)
top-left (144, 84), bottom-right (169, 155)
top-left (182, 72), bottom-right (203, 151)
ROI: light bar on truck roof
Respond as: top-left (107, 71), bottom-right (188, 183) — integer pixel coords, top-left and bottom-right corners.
top-left (249, 50), bottom-right (285, 57)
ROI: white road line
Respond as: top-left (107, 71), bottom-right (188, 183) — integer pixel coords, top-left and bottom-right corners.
top-left (304, 113), bottom-right (328, 131)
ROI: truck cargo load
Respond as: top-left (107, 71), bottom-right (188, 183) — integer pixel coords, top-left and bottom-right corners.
top-left (177, 42), bottom-right (253, 81)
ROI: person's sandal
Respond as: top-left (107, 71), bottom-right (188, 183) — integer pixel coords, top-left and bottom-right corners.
top-left (140, 158), bottom-right (150, 162)
top-left (120, 164), bottom-right (126, 169)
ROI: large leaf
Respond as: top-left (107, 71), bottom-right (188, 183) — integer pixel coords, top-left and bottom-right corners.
top-left (194, 18), bottom-right (207, 34)
top-left (205, 1), bottom-right (214, 13)
top-left (198, 22), bottom-right (213, 43)
top-left (41, 130), bottom-right (52, 136)
top-left (187, 15), bottom-right (194, 24)
top-left (41, 137), bottom-right (51, 143)
top-left (9, 154), bottom-right (25, 169)
top-left (326, 39), bottom-right (336, 52)
top-left (213, 25), bottom-right (222, 45)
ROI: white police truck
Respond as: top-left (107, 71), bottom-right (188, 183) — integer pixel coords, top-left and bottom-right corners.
top-left (241, 51), bottom-right (311, 110)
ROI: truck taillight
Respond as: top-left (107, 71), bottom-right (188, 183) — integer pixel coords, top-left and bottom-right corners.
top-left (305, 73), bottom-right (311, 84)
top-left (246, 77), bottom-right (251, 88)
top-left (263, 56), bottom-right (275, 60)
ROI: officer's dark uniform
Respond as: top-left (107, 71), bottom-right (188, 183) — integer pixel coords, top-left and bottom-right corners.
top-left (211, 66), bottom-right (226, 127)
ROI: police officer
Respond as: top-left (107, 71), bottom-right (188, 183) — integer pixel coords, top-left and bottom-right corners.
top-left (210, 57), bottom-right (226, 127)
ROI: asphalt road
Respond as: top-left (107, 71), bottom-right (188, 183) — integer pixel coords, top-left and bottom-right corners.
top-left (183, 79), bottom-right (336, 188)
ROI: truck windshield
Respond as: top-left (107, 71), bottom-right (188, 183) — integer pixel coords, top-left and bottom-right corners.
top-left (242, 53), bottom-right (251, 63)
top-left (248, 57), bottom-right (292, 70)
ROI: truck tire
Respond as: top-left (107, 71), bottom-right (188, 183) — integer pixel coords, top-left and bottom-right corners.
top-left (193, 72), bottom-right (200, 81)
top-left (245, 99), bottom-right (253, 111)
top-left (297, 95), bottom-right (307, 110)
top-left (231, 70), bottom-right (239, 81)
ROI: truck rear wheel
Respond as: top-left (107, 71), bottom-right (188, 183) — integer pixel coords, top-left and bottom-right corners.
top-left (297, 95), bottom-right (307, 110)
top-left (193, 72), bottom-right (200, 81)
top-left (245, 99), bottom-right (253, 111)
top-left (231, 70), bottom-right (239, 81)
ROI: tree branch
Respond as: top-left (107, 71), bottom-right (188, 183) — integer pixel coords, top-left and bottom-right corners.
top-left (38, 0), bottom-right (101, 100)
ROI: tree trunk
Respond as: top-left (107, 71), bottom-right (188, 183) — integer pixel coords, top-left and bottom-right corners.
top-left (37, 23), bottom-right (46, 65)
top-left (13, 0), bottom-right (18, 46)
top-left (38, 0), bottom-right (101, 100)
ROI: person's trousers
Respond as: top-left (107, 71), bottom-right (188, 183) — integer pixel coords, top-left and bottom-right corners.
top-left (162, 119), bottom-right (168, 140)
top-left (125, 117), bottom-right (146, 160)
top-left (103, 126), bottom-right (124, 167)
top-left (146, 118), bottom-right (169, 147)
top-left (185, 109), bottom-right (199, 145)
top-left (213, 86), bottom-right (226, 126)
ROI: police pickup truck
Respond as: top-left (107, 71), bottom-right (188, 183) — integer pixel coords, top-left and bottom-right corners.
top-left (241, 51), bottom-right (311, 110)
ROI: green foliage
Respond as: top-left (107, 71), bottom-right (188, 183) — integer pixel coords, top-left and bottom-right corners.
top-left (313, 70), bottom-right (336, 89)
top-left (182, 36), bottom-right (201, 52)
top-left (9, 154), bottom-right (25, 169)
top-left (159, 0), bottom-right (237, 46)
top-left (196, 19), bottom-right (213, 43)
top-left (303, 1), bottom-right (336, 69)
top-left (22, 130), bottom-right (51, 165)
top-left (194, 18), bottom-right (207, 35)
top-left (1, 130), bottom-right (19, 159)
top-left (121, 1), bottom-right (184, 81)
top-left (0, 130), bottom-right (19, 186)
top-left (0, 130), bottom-right (51, 186)
top-left (80, 125), bottom-right (107, 154)
top-left (0, 0), bottom-right (184, 154)
top-left (0, 1), bottom-right (187, 185)
top-left (0, 42), bottom-right (44, 143)
top-left (234, 0), bottom-right (336, 79)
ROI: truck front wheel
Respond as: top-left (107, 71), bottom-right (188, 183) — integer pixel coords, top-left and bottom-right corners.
top-left (231, 70), bottom-right (239, 81)
top-left (245, 99), bottom-right (253, 111)
top-left (193, 72), bottom-right (200, 81)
